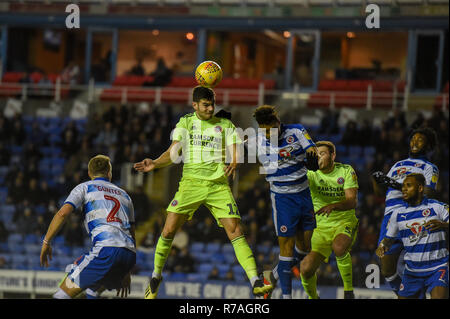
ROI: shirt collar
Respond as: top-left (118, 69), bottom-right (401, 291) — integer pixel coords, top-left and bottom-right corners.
top-left (94, 177), bottom-right (109, 182)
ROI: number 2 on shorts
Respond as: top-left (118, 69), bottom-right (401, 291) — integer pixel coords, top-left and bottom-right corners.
top-left (104, 195), bottom-right (122, 224)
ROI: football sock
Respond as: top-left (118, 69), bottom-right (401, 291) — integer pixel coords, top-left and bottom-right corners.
top-left (272, 264), bottom-right (279, 281)
top-left (385, 273), bottom-right (402, 294)
top-left (336, 252), bottom-right (353, 291)
top-left (278, 256), bottom-right (293, 297)
top-left (86, 288), bottom-right (99, 299)
top-left (301, 273), bottom-right (319, 299)
top-left (153, 235), bottom-right (173, 278)
top-left (231, 235), bottom-right (258, 283)
top-left (293, 246), bottom-right (308, 267)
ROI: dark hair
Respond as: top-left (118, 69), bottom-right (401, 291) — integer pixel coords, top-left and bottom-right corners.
top-left (405, 173), bottom-right (426, 187)
top-left (192, 86), bottom-right (215, 104)
top-left (253, 105), bottom-right (279, 125)
top-left (409, 127), bottom-right (437, 152)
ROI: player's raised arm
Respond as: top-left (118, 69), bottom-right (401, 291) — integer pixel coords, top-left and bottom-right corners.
top-left (40, 203), bottom-right (74, 267)
top-left (134, 140), bottom-right (181, 172)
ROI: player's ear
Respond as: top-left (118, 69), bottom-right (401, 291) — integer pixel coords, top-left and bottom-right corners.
top-left (192, 101), bottom-right (198, 111)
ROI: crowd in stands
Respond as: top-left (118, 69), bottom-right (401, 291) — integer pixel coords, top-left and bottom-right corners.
top-left (0, 103), bottom-right (448, 290)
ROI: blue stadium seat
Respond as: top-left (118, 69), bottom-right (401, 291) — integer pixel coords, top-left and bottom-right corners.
top-left (24, 234), bottom-right (39, 244)
top-left (216, 263), bottom-right (230, 275)
top-left (190, 242), bottom-right (205, 253)
top-left (205, 242), bottom-right (221, 253)
top-left (271, 246), bottom-right (280, 256)
top-left (8, 234), bottom-right (23, 244)
top-left (192, 251), bottom-right (212, 263)
top-left (223, 253), bottom-right (236, 265)
top-left (364, 146), bottom-right (376, 157)
top-left (348, 146), bottom-right (363, 157)
top-left (24, 244), bottom-right (41, 255)
top-left (0, 243), bottom-right (9, 253)
top-left (0, 204), bottom-right (15, 216)
top-left (336, 145), bottom-right (348, 156)
top-left (170, 272), bottom-right (187, 280)
top-left (232, 265), bottom-right (246, 282)
top-left (0, 253), bottom-right (12, 264)
top-left (27, 256), bottom-right (42, 270)
top-left (221, 243), bottom-right (234, 254)
top-left (12, 254), bottom-right (28, 266)
top-left (71, 247), bottom-right (86, 259)
top-left (256, 244), bottom-right (271, 255)
top-left (10, 145), bottom-right (23, 155)
top-left (211, 252), bottom-right (226, 264)
top-left (187, 273), bottom-right (208, 281)
top-left (198, 263), bottom-right (214, 274)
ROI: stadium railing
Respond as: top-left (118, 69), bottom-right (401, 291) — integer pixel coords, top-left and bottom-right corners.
top-left (1, 76), bottom-right (448, 111)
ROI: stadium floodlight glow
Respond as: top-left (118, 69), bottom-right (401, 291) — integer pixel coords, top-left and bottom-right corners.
top-left (186, 32), bottom-right (195, 41)
top-left (347, 32), bottom-right (356, 39)
top-left (152, 29), bottom-right (160, 36)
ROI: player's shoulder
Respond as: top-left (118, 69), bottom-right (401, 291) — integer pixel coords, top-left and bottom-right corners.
top-left (212, 115), bottom-right (234, 127)
top-left (335, 162), bottom-right (355, 172)
top-left (284, 123), bottom-right (307, 134)
top-left (181, 112), bottom-right (196, 119)
top-left (426, 198), bottom-right (447, 208)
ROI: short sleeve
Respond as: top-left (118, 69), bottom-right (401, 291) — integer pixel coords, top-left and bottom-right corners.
top-left (385, 211), bottom-right (399, 238)
top-left (425, 164), bottom-right (439, 190)
top-left (171, 116), bottom-right (188, 142)
top-left (225, 121), bottom-right (242, 146)
top-left (294, 126), bottom-right (315, 151)
top-left (437, 203), bottom-right (449, 223)
top-left (344, 165), bottom-right (359, 190)
top-left (64, 183), bottom-right (86, 210)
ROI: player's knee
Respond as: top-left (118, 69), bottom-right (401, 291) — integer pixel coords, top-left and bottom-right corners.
top-left (332, 244), bottom-right (347, 258)
top-left (300, 258), bottom-right (314, 278)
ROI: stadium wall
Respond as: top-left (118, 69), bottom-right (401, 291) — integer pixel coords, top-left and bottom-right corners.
top-left (0, 270), bottom-right (396, 299)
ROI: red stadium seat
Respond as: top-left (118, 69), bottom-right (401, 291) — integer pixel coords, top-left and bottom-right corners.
top-left (2, 72), bottom-right (25, 83)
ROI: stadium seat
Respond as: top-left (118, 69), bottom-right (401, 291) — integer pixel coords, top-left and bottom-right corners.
top-left (205, 242), bottom-right (221, 253)
top-left (170, 272), bottom-right (187, 280)
top-left (232, 264), bottom-right (247, 281)
top-left (198, 263), bottom-right (214, 274)
top-left (190, 242), bottom-right (205, 253)
top-left (211, 252), bottom-right (226, 264)
top-left (221, 243), bottom-right (234, 254)
top-left (24, 234), bottom-right (39, 244)
top-left (24, 244), bottom-right (42, 255)
top-left (8, 234), bottom-right (23, 244)
top-left (187, 273), bottom-right (208, 281)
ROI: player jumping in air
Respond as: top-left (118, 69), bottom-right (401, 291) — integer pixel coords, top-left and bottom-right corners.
top-left (134, 86), bottom-right (273, 299)
top-left (372, 127), bottom-right (439, 296)
top-left (299, 141), bottom-right (359, 299)
top-left (40, 155), bottom-right (136, 299)
top-left (250, 105), bottom-right (319, 299)
top-left (376, 173), bottom-right (448, 299)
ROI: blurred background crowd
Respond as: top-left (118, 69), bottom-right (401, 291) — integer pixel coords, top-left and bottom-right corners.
top-left (1, 103), bottom-right (448, 288)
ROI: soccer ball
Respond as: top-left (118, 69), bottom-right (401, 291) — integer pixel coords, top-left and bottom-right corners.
top-left (195, 61), bottom-right (223, 88)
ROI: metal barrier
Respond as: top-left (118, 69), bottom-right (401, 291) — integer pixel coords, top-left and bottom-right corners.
top-left (0, 80), bottom-right (448, 111)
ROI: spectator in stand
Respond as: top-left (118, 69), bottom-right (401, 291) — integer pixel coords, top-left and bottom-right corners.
top-left (61, 61), bottom-right (80, 84)
top-left (0, 220), bottom-right (8, 242)
top-left (16, 207), bottom-right (38, 235)
top-left (129, 59), bottom-right (146, 76)
top-left (60, 129), bottom-right (80, 158)
top-left (8, 176), bottom-right (26, 205)
top-left (173, 247), bottom-right (196, 274)
top-left (63, 214), bottom-right (85, 247)
top-left (144, 57), bottom-right (173, 87)
top-left (0, 142), bottom-right (11, 166)
top-left (224, 268), bottom-right (236, 281)
top-left (411, 112), bottom-right (426, 130)
top-left (0, 115), bottom-right (11, 144)
top-left (357, 119), bottom-right (373, 146)
top-left (208, 266), bottom-right (220, 280)
top-left (129, 185), bottom-right (152, 226)
top-left (10, 117), bottom-right (26, 146)
top-left (27, 178), bottom-right (41, 206)
top-left (318, 109), bottom-right (340, 135)
top-left (340, 120), bottom-right (359, 146)
top-left (93, 121), bottom-right (118, 153)
top-left (36, 215), bottom-right (48, 237)
top-left (351, 254), bottom-right (366, 288)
